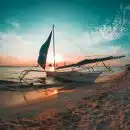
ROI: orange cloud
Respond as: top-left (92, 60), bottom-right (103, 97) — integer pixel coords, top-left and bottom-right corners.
top-left (59, 55), bottom-right (130, 66)
top-left (0, 54), bottom-right (129, 67)
top-left (0, 55), bottom-right (37, 66)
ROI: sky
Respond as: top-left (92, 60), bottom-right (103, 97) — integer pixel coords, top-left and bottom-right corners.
top-left (0, 0), bottom-right (130, 66)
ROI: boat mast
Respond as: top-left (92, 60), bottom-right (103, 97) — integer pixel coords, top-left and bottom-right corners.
top-left (53, 24), bottom-right (56, 71)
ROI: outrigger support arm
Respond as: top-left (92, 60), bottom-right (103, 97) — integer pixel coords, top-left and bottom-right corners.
top-left (91, 67), bottom-right (95, 72)
top-left (78, 62), bottom-right (113, 73)
top-left (88, 68), bottom-right (90, 72)
top-left (19, 69), bottom-right (45, 85)
top-left (102, 61), bottom-right (113, 72)
top-left (85, 63), bottom-right (99, 72)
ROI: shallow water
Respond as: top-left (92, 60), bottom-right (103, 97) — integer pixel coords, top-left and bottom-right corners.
top-left (0, 66), bottom-right (56, 84)
top-left (0, 66), bottom-right (125, 81)
top-left (0, 67), bottom-right (61, 107)
top-left (0, 88), bottom-right (60, 107)
top-left (0, 66), bottom-right (126, 108)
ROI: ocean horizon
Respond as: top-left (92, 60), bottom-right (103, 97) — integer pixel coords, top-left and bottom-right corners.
top-left (0, 66), bottom-right (126, 82)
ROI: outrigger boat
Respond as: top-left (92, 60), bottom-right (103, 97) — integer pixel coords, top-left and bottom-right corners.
top-left (19, 25), bottom-right (125, 84)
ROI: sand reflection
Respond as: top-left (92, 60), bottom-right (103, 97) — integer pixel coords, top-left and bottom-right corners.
top-left (0, 88), bottom-right (58, 107)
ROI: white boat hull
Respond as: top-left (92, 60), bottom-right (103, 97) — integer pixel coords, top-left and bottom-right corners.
top-left (46, 71), bottom-right (102, 83)
top-left (46, 70), bottom-right (125, 83)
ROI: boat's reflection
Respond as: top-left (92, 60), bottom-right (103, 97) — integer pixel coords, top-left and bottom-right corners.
top-left (0, 83), bottom-right (82, 107)
top-left (0, 76), bottom-right (95, 108)
top-left (0, 88), bottom-right (59, 107)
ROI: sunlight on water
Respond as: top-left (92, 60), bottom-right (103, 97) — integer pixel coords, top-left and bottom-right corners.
top-left (0, 88), bottom-right (59, 107)
top-left (0, 66), bottom-right (126, 108)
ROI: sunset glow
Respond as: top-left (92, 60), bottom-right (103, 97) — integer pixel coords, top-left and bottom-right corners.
top-left (48, 66), bottom-right (55, 71)
top-left (47, 54), bottom-right (64, 64)
top-left (0, 1), bottom-right (130, 66)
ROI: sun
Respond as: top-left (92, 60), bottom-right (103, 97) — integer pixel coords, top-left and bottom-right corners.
top-left (55, 54), bottom-right (63, 62)
top-left (47, 54), bottom-right (64, 63)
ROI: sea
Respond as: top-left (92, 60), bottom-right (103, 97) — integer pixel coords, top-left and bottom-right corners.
top-left (0, 66), bottom-right (44, 79)
top-left (0, 66), bottom-right (59, 107)
top-left (0, 66), bottom-right (126, 108)
top-left (0, 66), bottom-right (55, 84)
top-left (0, 66), bottom-right (126, 83)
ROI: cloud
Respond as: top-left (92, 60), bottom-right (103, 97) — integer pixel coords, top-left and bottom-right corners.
top-left (0, 14), bottom-right (129, 66)
top-left (0, 32), bottom-right (23, 45)
top-left (0, 23), bottom-right (51, 66)
top-left (0, 31), bottom-right (38, 58)
top-left (118, 4), bottom-right (130, 26)
top-left (0, 26), bottom-right (125, 63)
top-left (70, 6), bottom-right (128, 51)
top-left (0, 55), bottom-right (36, 66)
top-left (6, 20), bottom-right (20, 30)
top-left (125, 5), bottom-right (130, 10)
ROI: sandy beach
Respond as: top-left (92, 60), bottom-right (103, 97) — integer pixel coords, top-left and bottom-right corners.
top-left (0, 70), bottom-right (129, 130)
top-left (1, 0), bottom-right (130, 129)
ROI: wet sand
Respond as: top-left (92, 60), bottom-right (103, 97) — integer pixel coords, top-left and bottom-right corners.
top-left (0, 70), bottom-right (130, 129)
